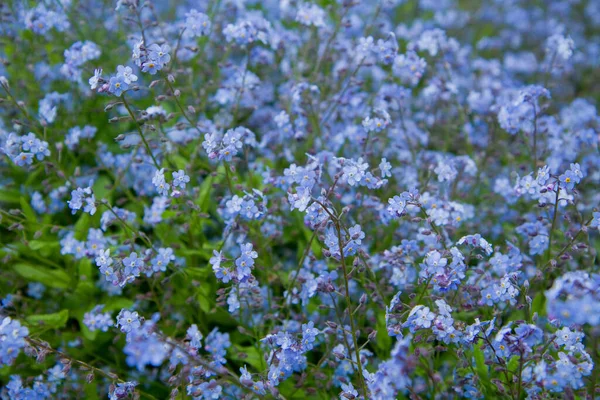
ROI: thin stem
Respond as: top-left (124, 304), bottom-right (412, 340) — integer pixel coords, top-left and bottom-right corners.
top-left (416, 204), bottom-right (447, 250)
top-left (222, 161), bottom-right (235, 193)
top-left (543, 51), bottom-right (557, 89)
top-left (120, 94), bottom-right (161, 170)
top-left (309, 197), bottom-right (368, 395)
top-left (516, 351), bottom-right (524, 400)
top-left (545, 186), bottom-right (561, 264)
top-left (327, 292), bottom-right (356, 369)
top-left (1, 81), bottom-right (43, 135)
top-left (232, 48), bottom-right (250, 122)
top-left (284, 176), bottom-right (340, 310)
top-left (479, 334), bottom-right (516, 398)
top-left (333, 221), bottom-right (368, 398)
top-left (414, 275), bottom-right (434, 305)
top-left (164, 78), bottom-right (202, 136)
top-left (531, 101), bottom-right (538, 172)
top-left (542, 214), bottom-right (594, 271)
top-left (310, 4), bottom-right (352, 80)
top-left (134, 4), bottom-right (148, 45)
top-left (321, 58), bottom-right (366, 125)
top-left (101, 201), bottom-right (154, 250)
top-left (26, 338), bottom-right (160, 400)
top-left (283, 230), bottom-right (316, 305)
top-left (167, 28), bottom-right (187, 73)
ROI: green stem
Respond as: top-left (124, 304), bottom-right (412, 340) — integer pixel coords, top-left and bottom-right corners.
top-left (120, 95), bottom-right (161, 170)
top-left (545, 186), bottom-right (561, 264)
top-left (0, 81), bottom-right (43, 135)
top-left (321, 58), bottom-right (366, 125)
top-left (542, 214), bottom-right (594, 271)
top-left (516, 351), bottom-right (524, 400)
top-left (334, 221), bottom-right (368, 398)
top-left (531, 101), bottom-right (538, 172)
top-left (163, 78), bottom-right (202, 135)
top-left (222, 161), bottom-right (234, 193)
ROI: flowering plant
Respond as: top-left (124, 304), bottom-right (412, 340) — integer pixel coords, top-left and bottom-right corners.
top-left (1, 0), bottom-right (600, 399)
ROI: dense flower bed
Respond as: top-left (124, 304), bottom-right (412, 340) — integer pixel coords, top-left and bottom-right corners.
top-left (1, 0), bottom-right (600, 399)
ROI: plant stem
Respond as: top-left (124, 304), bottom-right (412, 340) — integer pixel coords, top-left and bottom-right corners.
top-left (516, 351), bottom-right (524, 400)
top-left (334, 221), bottom-right (368, 397)
top-left (531, 101), bottom-right (538, 172)
top-left (542, 214), bottom-right (594, 271)
top-left (120, 95), bottom-right (161, 170)
top-left (545, 186), bottom-right (561, 264)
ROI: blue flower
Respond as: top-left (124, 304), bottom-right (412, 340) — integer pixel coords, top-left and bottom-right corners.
top-left (67, 186), bottom-right (95, 215)
top-left (122, 252), bottom-right (144, 277)
top-left (379, 158), bottom-right (392, 178)
top-left (13, 152), bottom-right (34, 166)
top-left (108, 75), bottom-right (128, 96)
top-left (141, 60), bottom-right (160, 75)
top-left (185, 10), bottom-right (211, 37)
top-left (187, 324), bottom-right (203, 349)
top-left (591, 212), bottom-right (600, 231)
top-left (235, 254), bottom-right (254, 280)
top-left (339, 382), bottom-right (358, 399)
top-left (0, 317), bottom-right (28, 366)
top-left (147, 43), bottom-right (171, 66)
top-left (172, 169), bottom-right (190, 189)
top-left (295, 3), bottom-right (327, 28)
top-left (27, 282), bottom-right (45, 299)
top-left (116, 65), bottom-right (137, 84)
top-left (152, 168), bottom-right (170, 196)
top-left (301, 321), bottom-right (320, 351)
top-left (404, 305), bottom-right (435, 332)
top-left (116, 309), bottom-right (141, 334)
top-left (109, 381), bottom-right (137, 400)
top-left (88, 68), bottom-right (102, 90)
top-left (559, 169), bottom-right (577, 190)
top-left (83, 305), bottom-right (113, 332)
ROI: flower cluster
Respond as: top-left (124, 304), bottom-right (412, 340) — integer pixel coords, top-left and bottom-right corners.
top-left (0, 132), bottom-right (50, 167)
top-left (0, 317), bottom-right (28, 366)
top-left (2, 0), bottom-right (600, 399)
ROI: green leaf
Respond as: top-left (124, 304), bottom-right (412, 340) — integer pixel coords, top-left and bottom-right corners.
top-left (473, 340), bottom-right (491, 392)
top-left (179, 248), bottom-right (213, 259)
top-left (103, 297), bottom-right (134, 312)
top-left (13, 263), bottom-right (71, 289)
top-left (20, 197), bottom-right (37, 223)
top-left (79, 258), bottom-right (93, 280)
top-left (21, 28), bottom-right (34, 42)
top-left (196, 284), bottom-right (213, 313)
top-left (292, 212), bottom-right (321, 257)
top-left (73, 309), bottom-right (98, 341)
top-left (74, 213), bottom-right (91, 241)
top-left (507, 355), bottom-right (520, 373)
top-left (81, 324), bottom-right (98, 341)
top-left (531, 293), bottom-right (546, 316)
top-left (92, 175), bottom-right (113, 204)
top-left (84, 383), bottom-right (100, 400)
top-left (196, 174), bottom-right (215, 213)
top-left (28, 240), bottom-right (60, 251)
top-left (0, 189), bottom-right (21, 204)
top-left (185, 266), bottom-right (212, 280)
top-left (3, 42), bottom-right (14, 58)
top-left (229, 345), bottom-right (266, 370)
top-left (171, 154), bottom-right (189, 170)
top-left (375, 312), bottom-right (392, 354)
top-left (71, 281), bottom-right (96, 306)
top-left (26, 310), bottom-right (69, 330)
top-left (0, 364), bottom-right (12, 377)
